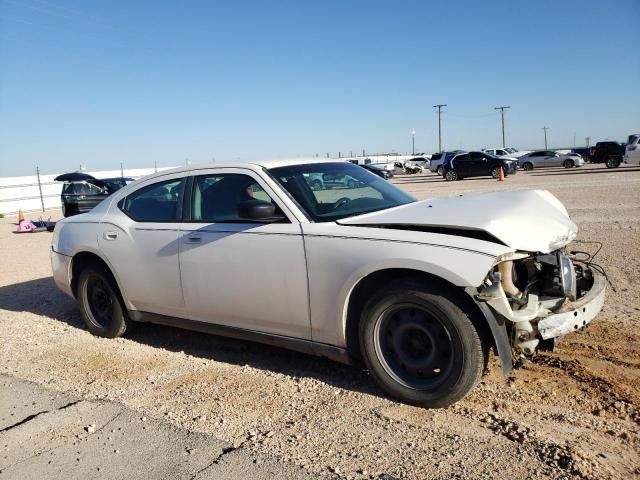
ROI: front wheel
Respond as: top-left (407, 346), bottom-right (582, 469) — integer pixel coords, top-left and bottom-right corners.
top-left (490, 166), bottom-right (501, 178)
top-left (77, 265), bottom-right (128, 338)
top-left (563, 159), bottom-right (574, 168)
top-left (605, 156), bottom-right (621, 168)
top-left (359, 281), bottom-right (485, 407)
top-left (522, 162), bottom-right (533, 171)
top-left (436, 166), bottom-right (443, 176)
top-left (444, 170), bottom-right (459, 181)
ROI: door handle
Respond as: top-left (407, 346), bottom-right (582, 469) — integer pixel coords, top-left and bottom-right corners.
top-left (103, 231), bottom-right (118, 241)
top-left (187, 234), bottom-right (202, 243)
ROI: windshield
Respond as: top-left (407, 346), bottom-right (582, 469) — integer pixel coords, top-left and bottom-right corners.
top-left (268, 162), bottom-right (415, 222)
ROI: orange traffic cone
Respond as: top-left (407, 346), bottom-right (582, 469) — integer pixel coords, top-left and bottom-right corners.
top-left (18, 209), bottom-right (25, 223)
top-left (498, 166), bottom-right (505, 181)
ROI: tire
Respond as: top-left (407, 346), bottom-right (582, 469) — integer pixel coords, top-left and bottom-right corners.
top-left (347, 179), bottom-right (357, 189)
top-left (311, 180), bottom-right (322, 191)
top-left (522, 162), bottom-right (533, 171)
top-left (563, 159), bottom-right (574, 168)
top-left (436, 166), bottom-right (443, 176)
top-left (490, 166), bottom-right (501, 178)
top-left (605, 156), bottom-right (620, 169)
top-left (359, 280), bottom-right (485, 407)
top-left (63, 203), bottom-right (76, 217)
top-left (77, 264), bottom-right (128, 338)
top-left (444, 170), bottom-right (458, 181)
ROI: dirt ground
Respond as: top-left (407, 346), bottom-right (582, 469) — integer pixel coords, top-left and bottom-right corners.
top-left (1, 163), bottom-right (639, 479)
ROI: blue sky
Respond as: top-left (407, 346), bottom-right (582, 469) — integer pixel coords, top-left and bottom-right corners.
top-left (1, 0), bottom-right (639, 176)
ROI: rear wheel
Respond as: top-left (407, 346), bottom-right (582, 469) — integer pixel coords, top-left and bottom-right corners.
top-left (436, 166), bottom-right (443, 176)
top-left (563, 159), bottom-right (574, 168)
top-left (77, 265), bottom-right (128, 338)
top-left (605, 156), bottom-right (620, 169)
top-left (359, 281), bottom-right (485, 407)
top-left (444, 170), bottom-right (459, 181)
top-left (63, 203), bottom-right (76, 217)
top-left (522, 162), bottom-right (533, 171)
top-left (347, 179), bottom-right (357, 189)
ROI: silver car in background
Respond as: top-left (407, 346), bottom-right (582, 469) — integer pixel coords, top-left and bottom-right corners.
top-left (518, 150), bottom-right (585, 170)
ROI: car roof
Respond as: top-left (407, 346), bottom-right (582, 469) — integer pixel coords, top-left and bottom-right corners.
top-left (133, 158), bottom-right (348, 182)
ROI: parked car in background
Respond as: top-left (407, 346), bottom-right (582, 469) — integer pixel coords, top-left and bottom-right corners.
top-left (429, 151), bottom-right (462, 175)
top-left (624, 134), bottom-right (640, 166)
top-left (305, 171), bottom-right (364, 190)
top-left (483, 147), bottom-right (530, 158)
top-left (55, 172), bottom-right (135, 217)
top-left (51, 158), bottom-right (606, 407)
top-left (571, 147), bottom-right (592, 161)
top-left (442, 151), bottom-right (517, 181)
top-left (517, 150), bottom-right (585, 170)
top-left (590, 141), bottom-right (625, 168)
top-left (360, 163), bottom-right (393, 180)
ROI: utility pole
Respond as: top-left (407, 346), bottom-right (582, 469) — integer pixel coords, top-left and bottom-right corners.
top-left (36, 167), bottom-right (45, 212)
top-left (120, 162), bottom-right (124, 178)
top-left (411, 129), bottom-right (416, 155)
top-left (585, 137), bottom-right (590, 148)
top-left (433, 104), bottom-right (447, 152)
top-left (542, 126), bottom-right (549, 149)
top-left (494, 106), bottom-right (510, 147)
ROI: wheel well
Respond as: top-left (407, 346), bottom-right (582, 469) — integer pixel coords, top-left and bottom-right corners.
top-left (70, 252), bottom-right (113, 298)
top-left (345, 269), bottom-right (494, 363)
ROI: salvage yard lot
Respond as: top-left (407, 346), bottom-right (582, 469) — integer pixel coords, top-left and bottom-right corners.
top-left (1, 163), bottom-right (639, 479)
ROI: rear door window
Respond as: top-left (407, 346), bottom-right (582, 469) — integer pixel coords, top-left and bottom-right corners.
top-left (122, 178), bottom-right (185, 222)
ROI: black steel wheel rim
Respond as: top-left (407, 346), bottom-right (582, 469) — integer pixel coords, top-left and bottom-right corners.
top-left (85, 274), bottom-right (114, 328)
top-left (374, 303), bottom-right (455, 390)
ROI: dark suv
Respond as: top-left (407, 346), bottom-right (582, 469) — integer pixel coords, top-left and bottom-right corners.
top-left (442, 151), bottom-right (517, 181)
top-left (56, 173), bottom-right (134, 217)
top-left (590, 141), bottom-right (625, 168)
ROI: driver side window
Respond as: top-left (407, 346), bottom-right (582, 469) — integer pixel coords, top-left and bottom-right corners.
top-left (191, 173), bottom-right (279, 223)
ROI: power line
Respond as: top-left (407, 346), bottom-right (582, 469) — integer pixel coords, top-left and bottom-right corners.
top-left (433, 104), bottom-right (447, 152)
top-left (494, 106), bottom-right (510, 148)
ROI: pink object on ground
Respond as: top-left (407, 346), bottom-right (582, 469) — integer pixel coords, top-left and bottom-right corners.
top-left (16, 220), bottom-right (36, 233)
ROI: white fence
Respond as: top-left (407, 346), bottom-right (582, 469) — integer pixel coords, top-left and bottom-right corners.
top-left (0, 167), bottom-right (175, 216)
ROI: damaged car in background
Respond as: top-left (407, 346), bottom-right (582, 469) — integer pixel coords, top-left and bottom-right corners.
top-left (51, 159), bottom-right (607, 407)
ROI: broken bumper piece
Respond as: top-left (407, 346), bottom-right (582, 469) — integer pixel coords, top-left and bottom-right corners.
top-left (537, 273), bottom-right (606, 340)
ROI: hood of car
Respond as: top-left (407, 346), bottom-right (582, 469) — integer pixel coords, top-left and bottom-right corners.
top-left (337, 189), bottom-right (577, 253)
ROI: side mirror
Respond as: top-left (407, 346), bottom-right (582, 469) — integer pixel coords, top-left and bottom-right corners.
top-left (237, 200), bottom-right (284, 222)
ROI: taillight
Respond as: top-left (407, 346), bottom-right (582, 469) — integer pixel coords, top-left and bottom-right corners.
top-left (629, 146), bottom-right (637, 151)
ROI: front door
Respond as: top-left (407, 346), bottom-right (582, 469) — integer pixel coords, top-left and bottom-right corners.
top-left (469, 152), bottom-right (489, 176)
top-left (178, 169), bottom-right (311, 339)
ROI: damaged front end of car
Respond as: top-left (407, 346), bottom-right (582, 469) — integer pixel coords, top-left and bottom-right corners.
top-left (477, 248), bottom-right (607, 362)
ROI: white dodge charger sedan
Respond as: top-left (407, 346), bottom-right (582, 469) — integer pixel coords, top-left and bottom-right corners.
top-left (51, 159), bottom-right (606, 407)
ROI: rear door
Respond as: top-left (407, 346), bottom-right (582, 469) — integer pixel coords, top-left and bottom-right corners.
top-left (99, 173), bottom-right (187, 317)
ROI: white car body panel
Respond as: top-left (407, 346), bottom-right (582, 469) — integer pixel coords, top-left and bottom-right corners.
top-left (338, 190), bottom-right (577, 254)
top-left (301, 222), bottom-right (503, 346)
top-left (624, 135), bottom-right (640, 165)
